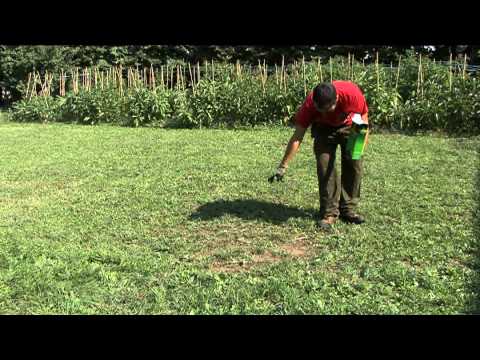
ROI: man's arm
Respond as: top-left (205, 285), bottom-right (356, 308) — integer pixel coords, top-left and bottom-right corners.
top-left (279, 124), bottom-right (307, 168)
top-left (269, 124), bottom-right (307, 182)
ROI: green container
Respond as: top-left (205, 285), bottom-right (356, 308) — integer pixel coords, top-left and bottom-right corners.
top-left (346, 114), bottom-right (368, 160)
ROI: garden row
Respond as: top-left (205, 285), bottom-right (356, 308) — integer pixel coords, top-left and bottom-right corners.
top-left (9, 54), bottom-right (480, 133)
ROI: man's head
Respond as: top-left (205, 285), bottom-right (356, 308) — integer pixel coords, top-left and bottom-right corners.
top-left (312, 82), bottom-right (337, 113)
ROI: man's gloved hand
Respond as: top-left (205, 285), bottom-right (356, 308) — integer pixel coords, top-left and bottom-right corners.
top-left (268, 166), bottom-right (287, 183)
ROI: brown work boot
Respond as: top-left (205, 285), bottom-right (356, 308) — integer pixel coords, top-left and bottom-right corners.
top-left (339, 212), bottom-right (365, 224)
top-left (316, 215), bottom-right (337, 231)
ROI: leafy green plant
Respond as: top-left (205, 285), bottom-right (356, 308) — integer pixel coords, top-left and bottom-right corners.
top-left (10, 96), bottom-right (63, 123)
top-left (121, 88), bottom-right (172, 127)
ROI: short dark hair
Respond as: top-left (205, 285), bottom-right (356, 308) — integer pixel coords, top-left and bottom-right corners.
top-left (312, 83), bottom-right (337, 109)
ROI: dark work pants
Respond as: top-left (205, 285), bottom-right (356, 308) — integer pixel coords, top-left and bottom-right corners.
top-left (312, 125), bottom-right (363, 218)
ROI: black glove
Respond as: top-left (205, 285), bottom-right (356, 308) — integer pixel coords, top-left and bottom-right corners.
top-left (268, 166), bottom-right (287, 183)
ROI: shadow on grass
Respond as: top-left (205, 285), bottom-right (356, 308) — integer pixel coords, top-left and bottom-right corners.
top-left (189, 199), bottom-right (318, 225)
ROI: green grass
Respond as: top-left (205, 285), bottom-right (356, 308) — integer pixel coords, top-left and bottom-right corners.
top-left (0, 121), bottom-right (478, 314)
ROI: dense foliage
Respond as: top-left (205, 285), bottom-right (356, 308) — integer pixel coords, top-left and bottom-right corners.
top-left (8, 53), bottom-right (480, 134)
top-left (2, 45), bottom-right (478, 104)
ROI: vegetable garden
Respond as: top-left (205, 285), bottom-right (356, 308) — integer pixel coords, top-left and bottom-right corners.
top-left (9, 53), bottom-right (480, 133)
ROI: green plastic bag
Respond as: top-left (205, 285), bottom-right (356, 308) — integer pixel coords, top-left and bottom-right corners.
top-left (346, 114), bottom-right (369, 160)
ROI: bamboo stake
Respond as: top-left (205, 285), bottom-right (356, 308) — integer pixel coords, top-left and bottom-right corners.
top-left (351, 54), bottom-right (355, 81)
top-left (30, 72), bottom-right (36, 98)
top-left (376, 51), bottom-right (380, 91)
top-left (292, 62), bottom-right (296, 86)
top-left (132, 67), bottom-right (135, 89)
top-left (47, 72), bottom-right (50, 97)
top-left (449, 53), bottom-right (453, 92)
top-left (182, 65), bottom-right (186, 91)
top-left (165, 64), bottom-right (169, 89)
top-left (318, 58), bottom-right (323, 82)
top-left (417, 53), bottom-right (422, 97)
top-left (37, 72), bottom-right (42, 97)
top-left (48, 73), bottom-right (53, 97)
top-left (420, 55), bottom-right (424, 98)
top-left (34, 72), bottom-right (39, 98)
top-left (100, 71), bottom-right (104, 90)
top-left (463, 53), bottom-right (467, 81)
top-left (179, 65), bottom-right (184, 91)
top-left (188, 63), bottom-right (194, 92)
top-left (395, 55), bottom-right (402, 91)
top-left (39, 72), bottom-right (44, 97)
top-left (43, 72), bottom-right (48, 97)
top-left (71, 70), bottom-right (75, 94)
top-left (57, 71), bottom-right (61, 96)
top-left (302, 56), bottom-right (306, 97)
top-left (390, 61), bottom-right (393, 84)
top-left (281, 56), bottom-right (285, 90)
top-left (40, 72), bottom-right (45, 96)
top-left (89, 68), bottom-right (92, 91)
top-left (193, 63), bottom-right (197, 89)
top-left (197, 62), bottom-right (201, 85)
top-left (77, 68), bottom-right (80, 93)
top-left (329, 57), bottom-right (333, 82)
top-left (45, 73), bottom-right (52, 96)
top-left (58, 70), bottom-right (62, 96)
top-left (151, 65), bottom-right (156, 90)
top-left (275, 64), bottom-right (279, 86)
top-left (40, 72), bottom-right (46, 97)
top-left (170, 66), bottom-right (174, 90)
top-left (26, 72), bottom-right (32, 99)
top-left (258, 61), bottom-right (265, 94)
top-left (176, 66), bottom-right (180, 91)
top-left (64, 70), bottom-right (67, 96)
top-left (161, 65), bottom-right (165, 90)
top-left (119, 65), bottom-right (123, 95)
top-left (263, 59), bottom-right (267, 84)
top-left (177, 65), bottom-right (183, 90)
top-left (211, 59), bottom-right (215, 82)
top-left (25, 72), bottom-right (35, 99)
top-left (347, 53), bottom-right (351, 79)
top-left (46, 72), bottom-right (49, 97)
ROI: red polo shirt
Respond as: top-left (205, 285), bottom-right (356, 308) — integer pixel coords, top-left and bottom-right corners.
top-left (294, 81), bottom-right (368, 128)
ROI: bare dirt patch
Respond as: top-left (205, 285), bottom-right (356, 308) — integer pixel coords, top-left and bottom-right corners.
top-left (279, 236), bottom-right (310, 258)
top-left (209, 250), bottom-right (281, 273)
top-left (207, 236), bottom-right (314, 273)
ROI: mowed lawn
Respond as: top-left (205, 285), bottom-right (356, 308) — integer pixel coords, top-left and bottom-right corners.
top-left (0, 119), bottom-right (478, 314)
